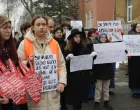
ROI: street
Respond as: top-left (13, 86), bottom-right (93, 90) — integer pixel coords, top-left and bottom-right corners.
top-left (0, 69), bottom-right (139, 110)
top-left (68, 69), bottom-right (140, 110)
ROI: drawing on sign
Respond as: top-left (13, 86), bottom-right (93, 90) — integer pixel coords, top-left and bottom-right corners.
top-left (97, 20), bottom-right (122, 42)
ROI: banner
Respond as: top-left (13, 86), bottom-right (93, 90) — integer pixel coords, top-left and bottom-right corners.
top-left (70, 55), bottom-right (93, 72)
top-left (123, 35), bottom-right (140, 56)
top-left (34, 54), bottom-right (58, 92)
top-left (0, 60), bottom-right (26, 104)
top-left (0, 59), bottom-right (42, 105)
top-left (94, 42), bottom-right (127, 64)
top-left (65, 30), bottom-right (71, 40)
top-left (97, 20), bottom-right (122, 42)
top-left (18, 58), bottom-right (41, 105)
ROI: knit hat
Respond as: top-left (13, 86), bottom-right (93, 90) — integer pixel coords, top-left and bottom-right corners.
top-left (0, 14), bottom-right (10, 28)
top-left (97, 33), bottom-right (108, 43)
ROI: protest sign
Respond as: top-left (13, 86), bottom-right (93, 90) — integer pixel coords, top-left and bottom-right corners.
top-left (0, 58), bottom-right (42, 105)
top-left (71, 20), bottom-right (83, 31)
top-left (70, 55), bottom-right (93, 72)
top-left (5, 72), bottom-right (26, 104)
top-left (123, 35), bottom-right (140, 56)
top-left (18, 58), bottom-right (42, 105)
top-left (97, 20), bottom-right (122, 42)
top-left (0, 59), bottom-right (26, 104)
top-left (0, 72), bottom-right (26, 104)
top-left (65, 30), bottom-right (71, 40)
top-left (34, 54), bottom-right (58, 92)
top-left (94, 42), bottom-right (127, 64)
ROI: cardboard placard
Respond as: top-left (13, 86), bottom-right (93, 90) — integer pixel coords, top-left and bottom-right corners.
top-left (34, 54), bottom-right (58, 92)
top-left (97, 20), bottom-right (122, 42)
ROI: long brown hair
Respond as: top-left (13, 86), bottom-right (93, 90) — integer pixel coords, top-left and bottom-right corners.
top-left (65, 35), bottom-right (87, 51)
top-left (0, 23), bottom-right (18, 64)
top-left (31, 15), bottom-right (48, 33)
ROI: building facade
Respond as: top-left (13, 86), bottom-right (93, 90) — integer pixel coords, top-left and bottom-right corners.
top-left (78, 0), bottom-right (114, 28)
top-left (116, 0), bottom-right (140, 23)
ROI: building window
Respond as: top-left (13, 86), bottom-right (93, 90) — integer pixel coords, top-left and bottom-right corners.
top-left (86, 11), bottom-right (93, 28)
top-left (85, 0), bottom-right (91, 2)
top-left (127, 0), bottom-right (132, 22)
top-left (90, 11), bottom-right (93, 28)
top-left (86, 12), bottom-right (89, 28)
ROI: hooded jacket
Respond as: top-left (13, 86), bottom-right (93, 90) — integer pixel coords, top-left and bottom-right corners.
top-left (18, 29), bottom-right (67, 110)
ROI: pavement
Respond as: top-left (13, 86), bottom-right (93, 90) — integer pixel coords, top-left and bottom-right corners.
top-left (0, 69), bottom-right (139, 110)
top-left (68, 69), bottom-right (140, 110)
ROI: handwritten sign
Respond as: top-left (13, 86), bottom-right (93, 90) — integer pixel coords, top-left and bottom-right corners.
top-left (70, 55), bottom-right (93, 72)
top-left (123, 35), bottom-right (140, 56)
top-left (94, 42), bottom-right (127, 64)
top-left (34, 54), bottom-right (58, 92)
top-left (71, 20), bottom-right (83, 31)
top-left (97, 20), bottom-right (122, 42)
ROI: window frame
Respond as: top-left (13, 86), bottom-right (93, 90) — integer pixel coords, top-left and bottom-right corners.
top-left (127, 0), bottom-right (132, 23)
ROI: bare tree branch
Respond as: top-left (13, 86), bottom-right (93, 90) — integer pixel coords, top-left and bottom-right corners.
top-left (20, 0), bottom-right (34, 17)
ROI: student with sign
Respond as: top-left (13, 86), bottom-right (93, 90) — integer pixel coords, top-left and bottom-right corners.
top-left (64, 29), bottom-right (97, 110)
top-left (0, 14), bottom-right (28, 110)
top-left (127, 23), bottom-right (140, 98)
top-left (18, 16), bottom-right (67, 110)
top-left (93, 33), bottom-right (113, 110)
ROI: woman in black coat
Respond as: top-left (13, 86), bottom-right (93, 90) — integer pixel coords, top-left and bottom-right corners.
top-left (64, 29), bottom-right (97, 110)
top-left (128, 23), bottom-right (140, 98)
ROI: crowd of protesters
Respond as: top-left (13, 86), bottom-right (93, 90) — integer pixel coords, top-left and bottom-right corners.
top-left (0, 13), bottom-right (140, 110)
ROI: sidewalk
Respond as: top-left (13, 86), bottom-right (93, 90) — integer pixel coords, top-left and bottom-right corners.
top-left (68, 69), bottom-right (140, 110)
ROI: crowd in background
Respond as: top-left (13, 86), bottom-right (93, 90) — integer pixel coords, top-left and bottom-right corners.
top-left (0, 13), bottom-right (140, 110)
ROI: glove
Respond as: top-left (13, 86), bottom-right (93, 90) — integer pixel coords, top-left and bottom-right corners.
top-left (66, 54), bottom-right (74, 61)
top-left (90, 52), bottom-right (97, 57)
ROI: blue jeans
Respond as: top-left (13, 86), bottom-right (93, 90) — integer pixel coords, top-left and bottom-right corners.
top-left (131, 89), bottom-right (140, 93)
top-left (109, 63), bottom-right (116, 89)
top-left (89, 84), bottom-right (95, 99)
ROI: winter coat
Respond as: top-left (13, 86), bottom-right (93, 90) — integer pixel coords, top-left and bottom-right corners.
top-left (128, 31), bottom-right (140, 88)
top-left (18, 29), bottom-right (67, 110)
top-left (14, 36), bottom-right (24, 48)
top-left (85, 38), bottom-right (93, 52)
top-left (93, 39), bottom-right (113, 80)
top-left (64, 43), bottom-right (91, 104)
top-left (54, 37), bottom-right (66, 54)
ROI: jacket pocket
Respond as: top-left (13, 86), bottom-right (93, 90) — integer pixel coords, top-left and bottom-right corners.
top-left (51, 90), bottom-right (60, 104)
